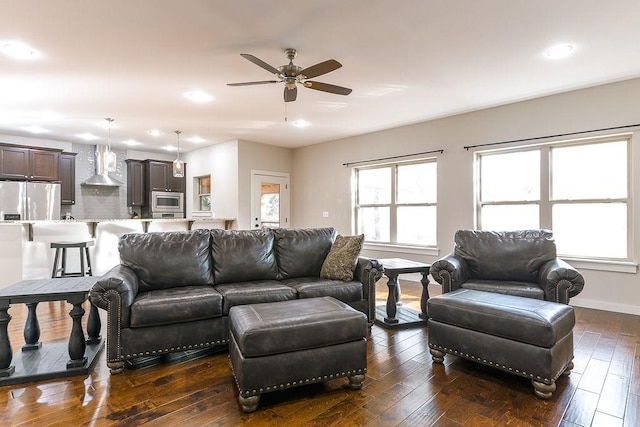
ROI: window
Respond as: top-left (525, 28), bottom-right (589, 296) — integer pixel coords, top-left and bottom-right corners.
top-left (195, 175), bottom-right (211, 211)
top-left (477, 136), bottom-right (630, 260)
top-left (260, 183), bottom-right (281, 228)
top-left (355, 160), bottom-right (437, 246)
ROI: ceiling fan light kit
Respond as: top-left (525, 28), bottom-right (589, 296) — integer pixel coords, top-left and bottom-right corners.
top-left (228, 48), bottom-right (352, 103)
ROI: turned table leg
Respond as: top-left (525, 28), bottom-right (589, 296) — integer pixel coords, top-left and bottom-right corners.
top-left (0, 304), bottom-right (15, 377)
top-left (67, 301), bottom-right (87, 369)
top-left (384, 273), bottom-right (399, 324)
top-left (419, 271), bottom-right (430, 320)
top-left (22, 302), bottom-right (42, 351)
top-left (86, 302), bottom-right (101, 345)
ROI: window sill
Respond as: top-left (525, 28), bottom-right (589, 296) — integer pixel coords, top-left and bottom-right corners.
top-left (563, 257), bottom-right (638, 274)
top-left (362, 242), bottom-right (439, 257)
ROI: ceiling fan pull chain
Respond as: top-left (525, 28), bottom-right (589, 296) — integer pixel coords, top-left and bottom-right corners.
top-left (284, 101), bottom-right (288, 122)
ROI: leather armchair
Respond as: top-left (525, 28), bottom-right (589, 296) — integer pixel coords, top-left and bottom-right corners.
top-left (430, 229), bottom-right (584, 304)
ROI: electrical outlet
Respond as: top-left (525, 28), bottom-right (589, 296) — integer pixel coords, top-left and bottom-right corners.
top-left (322, 211), bottom-right (329, 218)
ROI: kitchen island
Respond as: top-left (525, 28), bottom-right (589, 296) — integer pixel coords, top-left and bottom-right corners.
top-left (0, 218), bottom-right (236, 288)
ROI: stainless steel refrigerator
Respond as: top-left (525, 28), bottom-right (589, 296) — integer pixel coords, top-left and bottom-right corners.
top-left (0, 181), bottom-right (61, 220)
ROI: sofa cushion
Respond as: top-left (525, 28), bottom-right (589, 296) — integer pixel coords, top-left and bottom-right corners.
top-left (320, 234), bottom-right (364, 281)
top-left (210, 229), bottom-right (279, 284)
top-left (272, 227), bottom-right (336, 279)
top-left (214, 280), bottom-right (298, 315)
top-left (281, 277), bottom-right (363, 303)
top-left (462, 279), bottom-right (545, 300)
top-left (453, 229), bottom-right (556, 282)
top-left (130, 286), bottom-right (223, 328)
top-left (119, 229), bottom-right (213, 292)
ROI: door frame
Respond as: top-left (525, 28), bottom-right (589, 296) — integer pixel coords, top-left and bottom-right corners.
top-left (250, 170), bottom-right (290, 229)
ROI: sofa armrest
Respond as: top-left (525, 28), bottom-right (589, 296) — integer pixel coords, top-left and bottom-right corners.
top-left (353, 256), bottom-right (383, 325)
top-left (538, 258), bottom-right (585, 304)
top-left (430, 254), bottom-right (470, 293)
top-left (90, 264), bottom-right (139, 328)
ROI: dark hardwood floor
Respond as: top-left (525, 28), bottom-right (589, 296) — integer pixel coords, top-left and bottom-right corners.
top-left (1, 281), bottom-right (638, 426)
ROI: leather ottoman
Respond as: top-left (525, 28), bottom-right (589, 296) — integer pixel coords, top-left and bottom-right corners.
top-left (228, 296), bottom-right (368, 412)
top-left (427, 289), bottom-right (575, 399)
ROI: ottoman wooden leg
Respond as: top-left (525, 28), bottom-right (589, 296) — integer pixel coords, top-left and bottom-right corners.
top-left (561, 360), bottom-right (574, 377)
top-left (532, 380), bottom-right (556, 399)
top-left (107, 361), bottom-right (125, 375)
top-left (238, 394), bottom-right (260, 413)
top-left (348, 373), bottom-right (365, 389)
top-left (430, 348), bottom-right (445, 363)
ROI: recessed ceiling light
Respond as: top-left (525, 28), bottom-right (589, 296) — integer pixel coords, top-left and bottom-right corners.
top-left (186, 90), bottom-right (213, 103)
top-left (147, 129), bottom-right (162, 136)
top-left (23, 125), bottom-right (48, 134)
top-left (76, 133), bottom-right (99, 141)
top-left (186, 136), bottom-right (205, 144)
top-left (162, 145), bottom-right (178, 152)
top-left (1, 41), bottom-right (39, 59)
top-left (545, 44), bottom-right (574, 59)
top-left (123, 139), bottom-right (142, 146)
top-left (292, 120), bottom-right (310, 128)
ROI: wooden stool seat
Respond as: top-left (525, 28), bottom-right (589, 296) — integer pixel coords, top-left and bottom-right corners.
top-left (51, 240), bottom-right (94, 278)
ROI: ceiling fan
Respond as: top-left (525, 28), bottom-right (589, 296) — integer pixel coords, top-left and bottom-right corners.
top-left (227, 48), bottom-right (352, 102)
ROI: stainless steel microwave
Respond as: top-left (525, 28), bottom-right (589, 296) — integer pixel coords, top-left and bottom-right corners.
top-left (151, 191), bottom-right (184, 214)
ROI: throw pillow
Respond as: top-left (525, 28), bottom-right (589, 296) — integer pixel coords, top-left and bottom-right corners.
top-left (320, 234), bottom-right (365, 281)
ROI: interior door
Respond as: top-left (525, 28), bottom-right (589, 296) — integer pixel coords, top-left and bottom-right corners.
top-left (251, 173), bottom-right (290, 229)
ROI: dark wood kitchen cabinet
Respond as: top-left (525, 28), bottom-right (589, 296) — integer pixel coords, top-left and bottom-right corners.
top-left (144, 160), bottom-right (185, 193)
top-left (125, 159), bottom-right (145, 206)
top-left (0, 145), bottom-right (60, 181)
top-left (60, 152), bottom-right (76, 205)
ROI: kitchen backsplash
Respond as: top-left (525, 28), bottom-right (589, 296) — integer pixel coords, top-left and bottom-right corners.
top-left (66, 144), bottom-right (130, 220)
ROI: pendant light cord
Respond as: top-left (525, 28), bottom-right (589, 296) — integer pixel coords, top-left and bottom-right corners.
top-left (175, 130), bottom-right (181, 159)
top-left (105, 117), bottom-right (114, 151)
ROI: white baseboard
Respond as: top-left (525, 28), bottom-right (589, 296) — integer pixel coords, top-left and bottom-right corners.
top-left (570, 297), bottom-right (640, 316)
top-left (393, 272), bottom-right (425, 283)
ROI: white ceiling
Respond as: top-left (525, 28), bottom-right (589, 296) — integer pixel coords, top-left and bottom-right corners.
top-left (2, 1), bottom-right (640, 154)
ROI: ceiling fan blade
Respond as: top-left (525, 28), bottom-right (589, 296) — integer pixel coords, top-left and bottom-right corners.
top-left (227, 80), bottom-right (279, 86)
top-left (304, 81), bottom-right (352, 96)
top-left (240, 53), bottom-right (281, 75)
top-left (284, 86), bottom-right (297, 103)
top-left (300, 59), bottom-right (342, 79)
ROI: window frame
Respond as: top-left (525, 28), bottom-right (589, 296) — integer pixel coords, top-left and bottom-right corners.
top-left (475, 134), bottom-right (632, 261)
top-left (194, 175), bottom-right (211, 212)
top-left (354, 158), bottom-right (437, 247)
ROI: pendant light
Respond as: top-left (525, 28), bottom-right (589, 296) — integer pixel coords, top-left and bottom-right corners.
top-left (173, 130), bottom-right (184, 177)
top-left (103, 118), bottom-right (117, 172)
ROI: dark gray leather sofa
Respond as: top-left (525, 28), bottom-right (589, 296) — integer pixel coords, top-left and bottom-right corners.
top-left (90, 227), bottom-right (382, 374)
top-left (430, 229), bottom-right (584, 304)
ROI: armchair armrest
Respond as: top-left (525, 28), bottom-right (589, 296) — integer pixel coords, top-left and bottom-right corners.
top-left (353, 256), bottom-right (383, 325)
top-left (538, 258), bottom-right (585, 304)
top-left (430, 254), bottom-right (470, 293)
top-left (89, 264), bottom-right (139, 329)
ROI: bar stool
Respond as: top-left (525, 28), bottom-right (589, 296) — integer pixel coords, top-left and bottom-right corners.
top-left (51, 240), bottom-right (95, 278)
